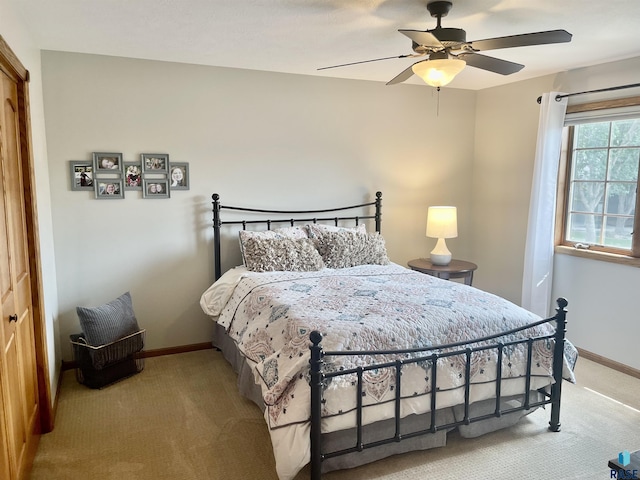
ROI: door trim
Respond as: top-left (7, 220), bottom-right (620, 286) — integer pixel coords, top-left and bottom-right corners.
top-left (0, 35), bottom-right (54, 433)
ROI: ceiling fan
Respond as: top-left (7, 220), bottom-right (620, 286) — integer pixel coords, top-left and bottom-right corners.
top-left (318, 1), bottom-right (572, 88)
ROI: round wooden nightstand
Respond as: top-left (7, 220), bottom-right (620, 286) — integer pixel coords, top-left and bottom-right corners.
top-left (407, 258), bottom-right (478, 286)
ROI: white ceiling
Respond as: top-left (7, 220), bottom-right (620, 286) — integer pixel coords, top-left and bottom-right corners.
top-left (11, 0), bottom-right (640, 90)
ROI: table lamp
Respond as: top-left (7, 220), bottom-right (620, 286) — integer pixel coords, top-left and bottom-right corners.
top-left (426, 206), bottom-right (457, 266)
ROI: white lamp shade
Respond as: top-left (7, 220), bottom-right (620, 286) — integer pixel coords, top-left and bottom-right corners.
top-left (426, 206), bottom-right (458, 239)
top-left (412, 59), bottom-right (466, 88)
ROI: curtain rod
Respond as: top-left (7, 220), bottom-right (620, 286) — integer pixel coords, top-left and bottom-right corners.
top-left (536, 82), bottom-right (640, 104)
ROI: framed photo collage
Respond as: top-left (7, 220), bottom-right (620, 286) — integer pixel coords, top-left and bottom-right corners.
top-left (70, 153), bottom-right (189, 199)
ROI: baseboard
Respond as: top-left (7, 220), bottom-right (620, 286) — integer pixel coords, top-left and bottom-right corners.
top-left (577, 347), bottom-right (640, 379)
top-left (141, 342), bottom-right (214, 358)
top-left (49, 367), bottom-right (65, 429)
top-left (61, 342), bottom-right (214, 371)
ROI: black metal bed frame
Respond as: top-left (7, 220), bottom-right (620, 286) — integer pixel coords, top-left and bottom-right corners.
top-left (309, 300), bottom-right (567, 479)
top-left (210, 191), bottom-right (568, 480)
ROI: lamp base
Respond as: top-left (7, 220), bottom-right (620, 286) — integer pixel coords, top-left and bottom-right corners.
top-left (430, 253), bottom-right (452, 266)
top-left (430, 238), bottom-right (452, 266)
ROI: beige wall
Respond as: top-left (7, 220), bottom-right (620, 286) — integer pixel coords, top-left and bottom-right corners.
top-left (41, 51), bottom-right (477, 360)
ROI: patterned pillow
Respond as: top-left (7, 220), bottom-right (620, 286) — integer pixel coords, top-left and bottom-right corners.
top-left (314, 230), bottom-right (390, 269)
top-left (76, 292), bottom-right (140, 347)
top-left (306, 223), bottom-right (366, 242)
top-left (242, 237), bottom-right (325, 272)
top-left (239, 226), bottom-right (308, 264)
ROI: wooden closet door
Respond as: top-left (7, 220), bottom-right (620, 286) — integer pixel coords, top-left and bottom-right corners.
top-left (0, 66), bottom-right (39, 479)
top-left (0, 386), bottom-right (10, 480)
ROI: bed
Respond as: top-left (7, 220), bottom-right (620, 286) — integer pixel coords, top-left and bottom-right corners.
top-left (200, 191), bottom-right (577, 480)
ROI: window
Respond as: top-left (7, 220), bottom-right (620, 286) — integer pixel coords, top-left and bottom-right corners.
top-left (559, 97), bottom-right (640, 258)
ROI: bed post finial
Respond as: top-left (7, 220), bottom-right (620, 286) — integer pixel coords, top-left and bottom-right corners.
top-left (213, 194), bottom-right (222, 280)
top-left (375, 191), bottom-right (382, 233)
top-left (556, 297), bottom-right (568, 311)
top-left (310, 331), bottom-right (322, 346)
top-left (549, 297), bottom-right (568, 432)
top-left (309, 331), bottom-right (323, 480)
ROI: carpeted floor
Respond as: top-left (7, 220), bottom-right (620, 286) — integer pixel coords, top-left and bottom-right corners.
top-left (30, 350), bottom-right (640, 480)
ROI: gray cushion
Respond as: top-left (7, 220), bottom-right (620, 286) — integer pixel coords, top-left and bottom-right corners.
top-left (76, 292), bottom-right (140, 347)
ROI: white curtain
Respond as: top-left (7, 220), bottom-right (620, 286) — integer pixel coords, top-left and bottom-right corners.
top-left (522, 92), bottom-right (568, 317)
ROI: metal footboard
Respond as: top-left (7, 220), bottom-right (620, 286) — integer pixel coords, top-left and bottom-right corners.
top-left (309, 297), bottom-right (568, 480)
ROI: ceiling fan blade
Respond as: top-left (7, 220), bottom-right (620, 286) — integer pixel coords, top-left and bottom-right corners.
top-left (318, 54), bottom-right (418, 71)
top-left (398, 29), bottom-right (443, 48)
top-left (458, 53), bottom-right (524, 75)
top-left (386, 63), bottom-right (417, 86)
top-left (468, 30), bottom-right (572, 52)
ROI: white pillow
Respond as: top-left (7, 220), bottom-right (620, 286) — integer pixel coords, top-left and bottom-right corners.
top-left (200, 266), bottom-right (248, 317)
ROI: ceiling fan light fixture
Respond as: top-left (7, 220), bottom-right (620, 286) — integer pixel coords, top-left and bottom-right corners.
top-left (412, 58), bottom-right (466, 87)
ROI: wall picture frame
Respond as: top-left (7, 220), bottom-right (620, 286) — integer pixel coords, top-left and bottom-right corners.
top-left (95, 180), bottom-right (124, 199)
top-left (142, 179), bottom-right (170, 199)
top-left (141, 153), bottom-right (169, 174)
top-left (169, 162), bottom-right (189, 190)
top-left (93, 152), bottom-right (124, 175)
top-left (124, 162), bottom-right (142, 190)
top-left (70, 161), bottom-right (94, 190)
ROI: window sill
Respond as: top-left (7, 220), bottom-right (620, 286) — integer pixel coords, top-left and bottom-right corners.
top-left (555, 245), bottom-right (640, 268)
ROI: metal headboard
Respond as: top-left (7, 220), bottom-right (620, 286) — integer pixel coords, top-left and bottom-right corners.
top-left (211, 191), bottom-right (382, 280)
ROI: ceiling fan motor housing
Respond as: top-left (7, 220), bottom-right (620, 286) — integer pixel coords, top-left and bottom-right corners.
top-left (425, 1), bottom-right (466, 48)
top-left (412, 27), bottom-right (466, 54)
top-left (431, 27), bottom-right (466, 45)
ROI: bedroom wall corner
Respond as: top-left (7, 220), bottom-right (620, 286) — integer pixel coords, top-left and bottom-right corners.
top-left (0, 0), bottom-right (61, 404)
top-left (471, 75), bottom-right (556, 305)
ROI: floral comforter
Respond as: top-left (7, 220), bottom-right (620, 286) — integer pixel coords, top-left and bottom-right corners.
top-left (217, 263), bottom-right (577, 437)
